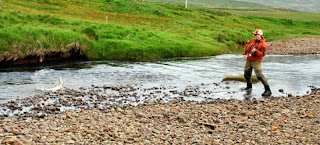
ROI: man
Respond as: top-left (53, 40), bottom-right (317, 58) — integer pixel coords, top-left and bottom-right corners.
top-left (243, 29), bottom-right (272, 96)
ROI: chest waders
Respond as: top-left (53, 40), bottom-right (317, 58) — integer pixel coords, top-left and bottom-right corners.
top-left (244, 44), bottom-right (272, 96)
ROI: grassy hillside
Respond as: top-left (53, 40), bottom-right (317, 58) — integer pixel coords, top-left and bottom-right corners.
top-left (0, 0), bottom-right (320, 61)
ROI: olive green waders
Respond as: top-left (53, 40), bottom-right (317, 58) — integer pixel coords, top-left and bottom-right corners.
top-left (244, 60), bottom-right (272, 96)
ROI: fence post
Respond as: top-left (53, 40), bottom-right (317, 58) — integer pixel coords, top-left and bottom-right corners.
top-left (185, 0), bottom-right (188, 9)
top-left (106, 16), bottom-right (108, 23)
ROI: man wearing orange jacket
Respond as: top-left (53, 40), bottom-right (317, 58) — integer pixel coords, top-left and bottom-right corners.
top-left (243, 29), bottom-right (272, 96)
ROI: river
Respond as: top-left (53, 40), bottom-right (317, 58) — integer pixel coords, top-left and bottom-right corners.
top-left (0, 54), bottom-right (319, 104)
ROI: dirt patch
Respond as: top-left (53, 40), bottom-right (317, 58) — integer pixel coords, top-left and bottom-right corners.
top-left (267, 38), bottom-right (320, 55)
top-left (0, 43), bottom-right (88, 68)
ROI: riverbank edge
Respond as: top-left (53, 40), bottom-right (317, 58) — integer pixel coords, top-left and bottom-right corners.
top-left (1, 37), bottom-right (319, 68)
top-left (0, 88), bottom-right (319, 144)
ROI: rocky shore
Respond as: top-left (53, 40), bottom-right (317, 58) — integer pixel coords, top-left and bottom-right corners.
top-left (267, 38), bottom-right (320, 55)
top-left (0, 87), bottom-right (319, 144)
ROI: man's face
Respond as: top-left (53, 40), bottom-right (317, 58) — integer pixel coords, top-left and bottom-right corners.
top-left (254, 34), bottom-right (262, 40)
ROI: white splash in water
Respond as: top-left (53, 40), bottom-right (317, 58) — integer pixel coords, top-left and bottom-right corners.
top-left (31, 69), bottom-right (54, 91)
top-left (45, 77), bottom-right (63, 92)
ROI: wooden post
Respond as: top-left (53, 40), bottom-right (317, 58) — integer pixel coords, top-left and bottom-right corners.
top-left (185, 0), bottom-right (188, 9)
top-left (106, 16), bottom-right (108, 23)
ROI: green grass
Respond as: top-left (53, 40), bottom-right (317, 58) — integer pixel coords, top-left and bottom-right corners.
top-left (0, 0), bottom-right (320, 61)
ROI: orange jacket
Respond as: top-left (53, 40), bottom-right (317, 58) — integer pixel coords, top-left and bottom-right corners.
top-left (243, 38), bottom-right (268, 62)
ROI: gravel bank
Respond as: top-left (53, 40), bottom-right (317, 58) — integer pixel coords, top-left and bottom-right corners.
top-left (1, 89), bottom-right (319, 144)
top-left (267, 38), bottom-right (320, 55)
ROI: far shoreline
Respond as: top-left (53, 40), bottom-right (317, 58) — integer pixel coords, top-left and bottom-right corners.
top-left (267, 38), bottom-right (320, 55)
top-left (0, 37), bottom-right (319, 69)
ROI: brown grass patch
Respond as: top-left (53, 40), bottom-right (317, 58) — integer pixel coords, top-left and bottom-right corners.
top-left (222, 74), bottom-right (259, 83)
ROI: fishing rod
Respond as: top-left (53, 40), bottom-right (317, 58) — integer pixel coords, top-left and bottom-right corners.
top-left (247, 17), bottom-right (257, 31)
top-left (235, 14), bottom-right (257, 32)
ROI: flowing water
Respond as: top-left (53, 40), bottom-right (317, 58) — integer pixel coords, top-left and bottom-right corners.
top-left (0, 54), bottom-right (319, 104)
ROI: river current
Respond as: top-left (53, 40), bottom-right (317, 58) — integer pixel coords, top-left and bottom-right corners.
top-left (0, 54), bottom-right (319, 104)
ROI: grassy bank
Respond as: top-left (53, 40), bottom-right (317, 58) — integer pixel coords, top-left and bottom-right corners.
top-left (0, 0), bottom-right (320, 61)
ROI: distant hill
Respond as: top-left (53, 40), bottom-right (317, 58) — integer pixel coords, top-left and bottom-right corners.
top-left (145, 0), bottom-right (269, 8)
top-left (146, 0), bottom-right (320, 13)
top-left (241, 0), bottom-right (320, 13)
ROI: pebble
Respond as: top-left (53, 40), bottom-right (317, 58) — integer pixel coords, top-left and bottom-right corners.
top-left (0, 87), bottom-right (319, 144)
top-left (177, 113), bottom-right (190, 123)
top-left (281, 109), bottom-right (290, 114)
top-left (245, 111), bottom-right (255, 116)
top-left (11, 129), bottom-right (21, 135)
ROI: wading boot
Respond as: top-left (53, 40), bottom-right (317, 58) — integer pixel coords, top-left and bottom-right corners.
top-left (262, 85), bottom-right (272, 96)
top-left (244, 83), bottom-right (252, 91)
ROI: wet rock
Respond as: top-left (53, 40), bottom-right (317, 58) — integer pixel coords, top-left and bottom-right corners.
top-left (48, 106), bottom-right (57, 111)
top-left (279, 89), bottom-right (284, 93)
top-left (252, 98), bottom-right (260, 104)
top-left (59, 91), bottom-right (65, 95)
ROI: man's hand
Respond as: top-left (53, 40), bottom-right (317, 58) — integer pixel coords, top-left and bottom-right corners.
top-left (243, 55), bottom-right (246, 60)
top-left (251, 48), bottom-right (256, 53)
